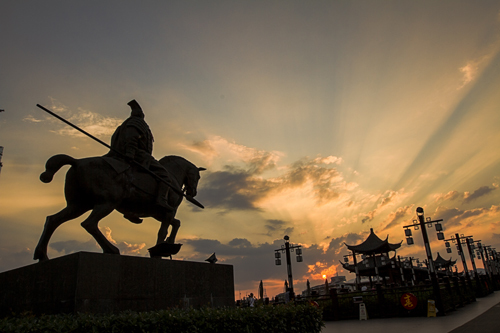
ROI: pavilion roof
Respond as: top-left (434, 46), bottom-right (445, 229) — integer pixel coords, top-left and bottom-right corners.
top-left (344, 228), bottom-right (402, 254)
top-left (433, 252), bottom-right (456, 268)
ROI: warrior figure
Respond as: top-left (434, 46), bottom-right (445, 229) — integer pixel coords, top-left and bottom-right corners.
top-left (106, 100), bottom-right (171, 223)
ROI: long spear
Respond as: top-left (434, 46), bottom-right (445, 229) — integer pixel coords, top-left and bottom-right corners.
top-left (36, 104), bottom-right (204, 209)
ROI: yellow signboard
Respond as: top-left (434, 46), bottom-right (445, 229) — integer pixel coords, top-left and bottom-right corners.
top-left (427, 299), bottom-right (436, 317)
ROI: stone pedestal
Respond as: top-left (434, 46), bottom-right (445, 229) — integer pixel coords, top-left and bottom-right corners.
top-left (0, 252), bottom-right (234, 315)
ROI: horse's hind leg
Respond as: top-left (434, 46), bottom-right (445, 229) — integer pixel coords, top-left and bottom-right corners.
top-left (80, 204), bottom-right (119, 255)
top-left (34, 205), bottom-right (88, 261)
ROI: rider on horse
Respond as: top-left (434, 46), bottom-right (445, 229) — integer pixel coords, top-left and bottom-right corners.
top-left (106, 100), bottom-right (172, 223)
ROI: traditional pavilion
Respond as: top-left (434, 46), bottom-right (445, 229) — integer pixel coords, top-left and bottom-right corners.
top-left (341, 228), bottom-right (403, 288)
top-left (433, 252), bottom-right (457, 276)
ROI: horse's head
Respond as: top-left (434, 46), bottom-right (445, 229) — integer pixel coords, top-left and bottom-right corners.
top-left (159, 155), bottom-right (206, 198)
top-left (184, 166), bottom-right (206, 197)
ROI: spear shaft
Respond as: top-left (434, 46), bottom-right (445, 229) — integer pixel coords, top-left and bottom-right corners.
top-left (36, 104), bottom-right (204, 209)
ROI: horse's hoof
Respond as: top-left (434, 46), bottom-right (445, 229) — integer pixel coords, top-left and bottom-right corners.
top-left (34, 252), bottom-right (49, 262)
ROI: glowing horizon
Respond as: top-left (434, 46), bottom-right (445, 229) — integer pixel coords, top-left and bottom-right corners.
top-left (1, 1), bottom-right (500, 299)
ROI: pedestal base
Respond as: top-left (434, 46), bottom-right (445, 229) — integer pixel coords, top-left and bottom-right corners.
top-left (0, 252), bottom-right (234, 315)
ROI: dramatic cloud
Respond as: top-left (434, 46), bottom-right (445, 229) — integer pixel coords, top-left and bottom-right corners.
top-left (381, 205), bottom-right (414, 231)
top-left (326, 233), bottom-right (365, 255)
top-left (264, 219), bottom-right (294, 237)
top-left (434, 205), bottom-right (500, 228)
top-left (360, 190), bottom-right (411, 224)
top-left (30, 98), bottom-right (123, 139)
top-left (51, 109), bottom-right (122, 139)
top-left (463, 185), bottom-right (496, 204)
top-left (197, 154), bottom-right (352, 212)
top-left (183, 140), bottom-right (217, 160)
top-left (433, 191), bottom-right (460, 203)
top-left (102, 226), bottom-right (146, 255)
top-left (361, 210), bottom-right (375, 224)
top-left (22, 115), bottom-right (42, 123)
top-left (185, 136), bottom-right (283, 171)
top-left (197, 167), bottom-right (266, 211)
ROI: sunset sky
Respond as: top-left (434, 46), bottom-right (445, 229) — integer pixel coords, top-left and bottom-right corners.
top-left (1, 1), bottom-right (500, 299)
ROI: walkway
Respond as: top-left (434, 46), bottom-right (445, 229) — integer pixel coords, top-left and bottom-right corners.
top-left (322, 291), bottom-right (500, 333)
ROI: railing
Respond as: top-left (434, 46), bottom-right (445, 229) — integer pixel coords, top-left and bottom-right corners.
top-left (306, 274), bottom-right (498, 320)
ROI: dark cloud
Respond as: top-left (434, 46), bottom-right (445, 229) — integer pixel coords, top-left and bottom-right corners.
top-left (361, 210), bottom-right (375, 224)
top-left (49, 227), bottom-right (146, 256)
top-left (463, 186), bottom-right (496, 204)
top-left (247, 151), bottom-right (279, 175)
top-left (228, 238), bottom-right (252, 248)
top-left (285, 159), bottom-right (342, 205)
top-left (187, 140), bottom-right (217, 157)
top-left (0, 247), bottom-right (33, 273)
top-left (327, 233), bottom-right (365, 254)
top-left (196, 168), bottom-right (266, 211)
top-left (264, 219), bottom-right (294, 237)
top-left (434, 206), bottom-right (493, 228)
top-left (50, 239), bottom-right (99, 254)
top-left (197, 156), bottom-right (348, 212)
top-left (179, 236), bottom-right (357, 293)
top-left (434, 207), bottom-right (464, 224)
top-left (379, 191), bottom-right (397, 207)
top-left (382, 205), bottom-right (414, 231)
top-left (434, 190), bottom-right (460, 203)
top-left (181, 238), bottom-right (286, 289)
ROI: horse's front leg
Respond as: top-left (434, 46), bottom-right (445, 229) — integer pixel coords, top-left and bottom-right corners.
top-left (156, 218), bottom-right (180, 244)
top-left (166, 219), bottom-right (180, 244)
top-left (156, 221), bottom-right (170, 245)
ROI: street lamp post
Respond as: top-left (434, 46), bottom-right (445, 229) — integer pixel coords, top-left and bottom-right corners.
top-left (274, 235), bottom-right (302, 300)
top-left (404, 257), bottom-right (417, 286)
top-left (397, 256), bottom-right (406, 285)
top-left (443, 234), bottom-right (475, 292)
top-left (403, 207), bottom-right (444, 316)
top-left (465, 238), bottom-right (480, 282)
top-left (476, 242), bottom-right (491, 279)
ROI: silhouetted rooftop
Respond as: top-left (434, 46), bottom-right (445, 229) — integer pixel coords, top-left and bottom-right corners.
top-left (344, 228), bottom-right (402, 254)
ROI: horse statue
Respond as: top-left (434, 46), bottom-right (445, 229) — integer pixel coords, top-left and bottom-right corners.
top-left (33, 154), bottom-right (205, 261)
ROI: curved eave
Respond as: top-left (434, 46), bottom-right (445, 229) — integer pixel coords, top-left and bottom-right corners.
top-left (345, 228), bottom-right (402, 254)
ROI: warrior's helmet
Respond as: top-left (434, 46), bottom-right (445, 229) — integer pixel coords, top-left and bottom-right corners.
top-left (127, 99), bottom-right (144, 118)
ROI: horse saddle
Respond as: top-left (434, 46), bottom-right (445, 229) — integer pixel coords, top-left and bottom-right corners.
top-left (101, 156), bottom-right (158, 196)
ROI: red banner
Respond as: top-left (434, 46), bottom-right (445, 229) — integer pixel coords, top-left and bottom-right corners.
top-left (401, 293), bottom-right (418, 310)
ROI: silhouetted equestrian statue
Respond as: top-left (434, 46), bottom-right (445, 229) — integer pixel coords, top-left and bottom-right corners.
top-left (33, 100), bottom-right (205, 261)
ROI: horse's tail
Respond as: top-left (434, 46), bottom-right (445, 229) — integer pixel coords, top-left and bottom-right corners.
top-left (40, 154), bottom-right (77, 183)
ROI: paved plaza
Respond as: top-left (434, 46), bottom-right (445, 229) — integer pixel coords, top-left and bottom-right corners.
top-left (322, 291), bottom-right (500, 333)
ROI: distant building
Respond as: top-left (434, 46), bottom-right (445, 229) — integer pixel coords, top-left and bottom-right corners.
top-left (301, 275), bottom-right (347, 297)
